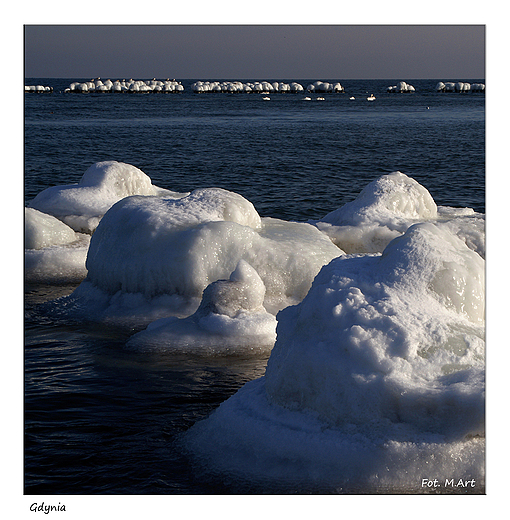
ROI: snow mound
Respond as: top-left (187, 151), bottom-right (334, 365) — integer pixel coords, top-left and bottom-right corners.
top-left (28, 161), bottom-right (187, 233)
top-left (315, 172), bottom-right (438, 253)
top-left (59, 189), bottom-right (342, 326)
top-left (25, 207), bottom-right (78, 249)
top-left (25, 208), bottom-right (90, 283)
top-left (127, 260), bottom-right (277, 353)
top-left (266, 222), bottom-right (484, 432)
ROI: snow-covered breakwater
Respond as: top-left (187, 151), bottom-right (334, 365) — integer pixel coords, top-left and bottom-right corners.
top-left (25, 85), bottom-right (53, 93)
top-left (65, 78), bottom-right (185, 93)
top-left (28, 79), bottom-right (486, 95)
top-left (387, 81), bottom-right (415, 93)
top-left (192, 80), bottom-right (344, 93)
top-left (192, 80), bottom-right (304, 93)
top-left (60, 78), bottom-right (345, 94)
top-left (436, 81), bottom-right (485, 93)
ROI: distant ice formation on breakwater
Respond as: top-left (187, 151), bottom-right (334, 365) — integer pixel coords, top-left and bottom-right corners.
top-left (65, 78), bottom-right (185, 93)
top-left (192, 80), bottom-right (305, 93)
top-left (192, 80), bottom-right (345, 94)
top-left (26, 79), bottom-right (486, 94)
top-left (387, 81), bottom-right (415, 93)
top-left (55, 78), bottom-right (345, 94)
top-left (306, 81), bottom-right (344, 93)
top-left (25, 85), bottom-right (53, 93)
top-left (435, 81), bottom-right (485, 93)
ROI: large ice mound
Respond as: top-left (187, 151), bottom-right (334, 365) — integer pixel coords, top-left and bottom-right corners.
top-left (28, 161), bottom-right (187, 233)
top-left (184, 223), bottom-right (485, 491)
top-left (265, 222), bottom-right (484, 433)
top-left (314, 171), bottom-right (438, 253)
top-left (61, 188), bottom-right (342, 325)
top-left (127, 260), bottom-right (277, 354)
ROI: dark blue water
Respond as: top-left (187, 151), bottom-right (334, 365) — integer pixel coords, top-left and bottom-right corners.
top-left (24, 78), bottom-right (485, 495)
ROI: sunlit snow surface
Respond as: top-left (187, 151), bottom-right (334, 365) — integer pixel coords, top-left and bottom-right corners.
top-left (25, 162), bottom-right (485, 492)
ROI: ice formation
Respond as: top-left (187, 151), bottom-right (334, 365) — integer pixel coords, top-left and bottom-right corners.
top-left (25, 208), bottom-right (90, 283)
top-left (25, 160), bottom-right (485, 491)
top-left (25, 85), bottom-right (53, 93)
top-left (33, 79), bottom-right (486, 96)
top-left (65, 78), bottom-right (184, 93)
top-left (306, 81), bottom-right (344, 93)
top-left (387, 81), bottom-right (415, 93)
top-left (313, 172), bottom-right (485, 258)
top-left (436, 206), bottom-right (485, 259)
top-left (28, 161), bottom-right (187, 234)
top-left (61, 188), bottom-right (342, 326)
top-left (435, 81), bottom-right (485, 93)
top-left (61, 78), bottom-right (347, 94)
top-left (25, 207), bottom-right (78, 250)
top-left (127, 260), bottom-right (277, 353)
top-left (191, 80), bottom-right (306, 93)
top-left (184, 222), bottom-right (485, 491)
top-left (314, 172), bottom-right (438, 253)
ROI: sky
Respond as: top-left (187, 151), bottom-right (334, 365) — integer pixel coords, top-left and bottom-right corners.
top-left (24, 24), bottom-right (485, 80)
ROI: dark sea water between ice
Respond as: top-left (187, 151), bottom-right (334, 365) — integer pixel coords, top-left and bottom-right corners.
top-left (24, 78), bottom-right (485, 495)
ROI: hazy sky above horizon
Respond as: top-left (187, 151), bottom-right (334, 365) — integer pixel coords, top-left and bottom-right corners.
top-left (24, 25), bottom-right (485, 80)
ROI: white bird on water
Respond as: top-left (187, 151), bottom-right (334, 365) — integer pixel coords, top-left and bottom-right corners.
top-left (367, 94), bottom-right (376, 101)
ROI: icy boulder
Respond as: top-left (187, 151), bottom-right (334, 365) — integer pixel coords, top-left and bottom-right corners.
top-left (127, 260), bottom-right (277, 353)
top-left (314, 172), bottom-right (438, 253)
top-left (25, 207), bottom-right (78, 250)
top-left (266, 222), bottom-right (485, 432)
top-left (62, 188), bottom-right (342, 326)
top-left (184, 223), bottom-right (484, 491)
top-left (387, 81), bottom-right (415, 93)
top-left (25, 208), bottom-right (90, 283)
top-left (28, 161), bottom-right (187, 233)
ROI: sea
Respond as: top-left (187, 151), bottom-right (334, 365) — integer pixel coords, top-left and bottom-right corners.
top-left (24, 78), bottom-right (485, 495)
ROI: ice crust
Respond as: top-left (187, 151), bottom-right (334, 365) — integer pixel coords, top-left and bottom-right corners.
top-left (28, 161), bottom-right (187, 234)
top-left (184, 223), bottom-right (485, 490)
